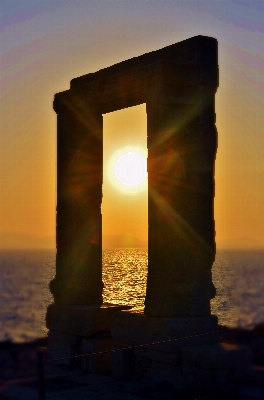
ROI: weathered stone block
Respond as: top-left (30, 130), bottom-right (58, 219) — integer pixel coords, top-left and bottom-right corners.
top-left (46, 330), bottom-right (83, 370)
top-left (145, 291), bottom-right (212, 318)
top-left (149, 372), bottom-right (186, 390)
top-left (182, 343), bottom-right (252, 370)
top-left (48, 330), bottom-right (81, 345)
top-left (137, 358), bottom-right (152, 369)
top-left (45, 350), bottom-right (76, 368)
top-left (112, 310), bottom-right (218, 350)
top-left (134, 347), bottom-right (180, 366)
top-left (82, 338), bottom-right (112, 373)
top-left (46, 303), bottom-right (131, 336)
top-left (111, 343), bottom-right (134, 380)
top-left (48, 339), bottom-right (75, 355)
top-left (151, 360), bottom-right (182, 380)
top-left (182, 366), bottom-right (230, 388)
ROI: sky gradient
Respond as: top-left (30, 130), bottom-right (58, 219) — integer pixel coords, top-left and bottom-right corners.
top-left (0, 0), bottom-right (263, 248)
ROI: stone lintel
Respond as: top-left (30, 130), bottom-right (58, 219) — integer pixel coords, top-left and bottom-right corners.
top-left (70, 35), bottom-right (218, 91)
top-left (72, 78), bottom-right (217, 115)
top-left (46, 303), bottom-right (132, 337)
top-left (53, 81), bottom-right (217, 117)
top-left (53, 36), bottom-right (218, 115)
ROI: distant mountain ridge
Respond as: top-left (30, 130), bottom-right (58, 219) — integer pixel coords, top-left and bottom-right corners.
top-left (1, 233), bottom-right (263, 250)
top-left (103, 235), bottom-right (147, 248)
top-left (0, 233), bottom-right (147, 249)
top-left (217, 237), bottom-right (264, 250)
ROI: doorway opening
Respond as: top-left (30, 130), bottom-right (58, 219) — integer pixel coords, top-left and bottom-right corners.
top-left (102, 104), bottom-right (148, 307)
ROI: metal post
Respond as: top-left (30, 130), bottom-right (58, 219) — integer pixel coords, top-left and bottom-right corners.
top-left (37, 350), bottom-right (45, 400)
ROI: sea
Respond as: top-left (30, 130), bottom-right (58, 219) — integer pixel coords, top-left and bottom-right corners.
top-left (0, 248), bottom-right (263, 343)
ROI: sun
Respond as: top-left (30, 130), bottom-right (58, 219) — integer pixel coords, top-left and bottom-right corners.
top-left (109, 148), bottom-right (147, 193)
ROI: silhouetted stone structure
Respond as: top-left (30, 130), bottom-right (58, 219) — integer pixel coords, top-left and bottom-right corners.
top-left (49, 35), bottom-right (218, 314)
top-left (46, 36), bottom-right (251, 388)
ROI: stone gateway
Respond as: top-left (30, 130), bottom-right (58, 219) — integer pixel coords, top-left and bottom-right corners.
top-left (46, 36), bottom-right (251, 389)
top-left (49, 35), bottom-right (218, 314)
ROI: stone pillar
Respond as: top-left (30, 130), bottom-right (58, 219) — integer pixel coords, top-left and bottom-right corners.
top-left (145, 84), bottom-right (217, 317)
top-left (50, 90), bottom-right (103, 305)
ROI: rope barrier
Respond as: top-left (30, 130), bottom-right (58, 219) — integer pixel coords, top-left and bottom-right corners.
top-left (39, 329), bottom-right (232, 399)
top-left (2, 327), bottom-right (232, 400)
top-left (44, 330), bottom-right (219, 363)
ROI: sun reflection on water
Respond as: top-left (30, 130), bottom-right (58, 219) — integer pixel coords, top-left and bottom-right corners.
top-left (102, 248), bottom-right (148, 309)
top-left (1, 249), bottom-right (263, 342)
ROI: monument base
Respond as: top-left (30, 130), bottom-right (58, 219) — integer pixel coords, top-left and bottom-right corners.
top-left (111, 310), bottom-right (251, 389)
top-left (111, 309), bottom-right (219, 348)
top-left (46, 303), bottom-right (131, 370)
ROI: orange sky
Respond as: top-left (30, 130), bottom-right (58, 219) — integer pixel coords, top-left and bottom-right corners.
top-left (102, 105), bottom-right (148, 241)
top-left (0, 1), bottom-right (263, 248)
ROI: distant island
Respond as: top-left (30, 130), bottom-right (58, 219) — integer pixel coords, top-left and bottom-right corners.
top-left (0, 232), bottom-right (263, 250)
top-left (0, 233), bottom-right (147, 249)
top-left (103, 235), bottom-right (147, 248)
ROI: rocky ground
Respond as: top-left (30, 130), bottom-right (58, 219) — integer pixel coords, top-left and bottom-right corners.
top-left (0, 324), bottom-right (264, 400)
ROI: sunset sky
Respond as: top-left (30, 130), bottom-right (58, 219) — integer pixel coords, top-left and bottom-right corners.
top-left (1, 0), bottom-right (263, 249)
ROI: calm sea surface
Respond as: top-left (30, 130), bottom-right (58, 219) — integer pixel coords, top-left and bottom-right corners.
top-left (0, 249), bottom-right (263, 343)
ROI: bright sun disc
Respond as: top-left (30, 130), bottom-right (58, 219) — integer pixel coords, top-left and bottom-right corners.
top-left (109, 150), bottom-right (147, 193)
